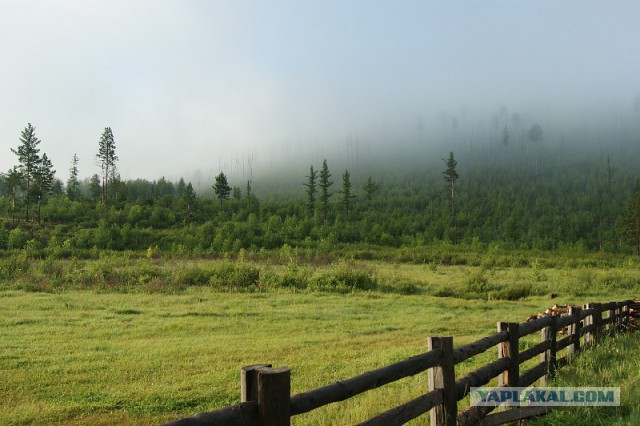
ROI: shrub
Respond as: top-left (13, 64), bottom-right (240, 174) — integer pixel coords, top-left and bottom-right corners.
top-left (308, 263), bottom-right (377, 293)
top-left (208, 262), bottom-right (260, 288)
top-left (7, 227), bottom-right (29, 250)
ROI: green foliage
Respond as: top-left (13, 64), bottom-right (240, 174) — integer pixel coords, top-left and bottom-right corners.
top-left (7, 227), bottom-right (29, 249)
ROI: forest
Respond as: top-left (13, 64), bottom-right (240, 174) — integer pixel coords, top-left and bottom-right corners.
top-left (1, 117), bottom-right (640, 259)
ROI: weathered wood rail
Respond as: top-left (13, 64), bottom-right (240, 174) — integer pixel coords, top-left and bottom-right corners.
top-left (163, 300), bottom-right (633, 426)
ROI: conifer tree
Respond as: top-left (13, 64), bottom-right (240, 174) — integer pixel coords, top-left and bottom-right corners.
top-left (89, 174), bottom-right (101, 201)
top-left (303, 165), bottom-right (318, 216)
top-left (339, 169), bottom-right (356, 217)
top-left (616, 181), bottom-right (640, 256)
top-left (11, 123), bottom-right (41, 221)
top-left (183, 182), bottom-right (196, 224)
top-left (363, 176), bottom-right (378, 202)
top-left (34, 153), bottom-right (56, 223)
top-left (96, 127), bottom-right (117, 204)
top-left (443, 151), bottom-right (459, 217)
top-left (213, 172), bottom-right (231, 205)
top-left (67, 154), bottom-right (81, 200)
top-left (319, 159), bottom-right (333, 220)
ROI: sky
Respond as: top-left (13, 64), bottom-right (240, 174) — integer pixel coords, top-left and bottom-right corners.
top-left (1, 0), bottom-right (639, 182)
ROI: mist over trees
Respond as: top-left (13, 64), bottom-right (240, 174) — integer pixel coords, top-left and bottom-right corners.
top-left (1, 107), bottom-right (640, 256)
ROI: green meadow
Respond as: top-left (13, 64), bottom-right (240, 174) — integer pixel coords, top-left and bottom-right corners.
top-left (1, 255), bottom-right (639, 425)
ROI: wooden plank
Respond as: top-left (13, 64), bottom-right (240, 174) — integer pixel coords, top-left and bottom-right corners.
top-left (519, 361), bottom-right (547, 387)
top-left (557, 314), bottom-right (575, 329)
top-left (518, 340), bottom-right (550, 364)
top-left (428, 337), bottom-right (457, 426)
top-left (517, 315), bottom-right (553, 337)
top-left (580, 323), bottom-right (596, 337)
top-left (453, 331), bottom-right (508, 364)
top-left (162, 401), bottom-right (258, 426)
top-left (477, 406), bottom-right (553, 426)
top-left (289, 349), bottom-right (441, 415)
top-left (556, 335), bottom-right (572, 351)
top-left (455, 358), bottom-right (511, 400)
top-left (357, 389), bottom-right (443, 426)
top-left (258, 367), bottom-right (290, 426)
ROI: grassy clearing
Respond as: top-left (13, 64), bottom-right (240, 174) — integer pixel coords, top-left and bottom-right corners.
top-left (1, 255), bottom-right (639, 424)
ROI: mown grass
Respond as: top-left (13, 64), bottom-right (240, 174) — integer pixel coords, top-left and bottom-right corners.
top-left (1, 252), bottom-right (639, 424)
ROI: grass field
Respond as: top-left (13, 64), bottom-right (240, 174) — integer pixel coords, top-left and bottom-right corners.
top-left (1, 258), bottom-right (639, 425)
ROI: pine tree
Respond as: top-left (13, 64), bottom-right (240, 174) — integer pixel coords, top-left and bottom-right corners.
top-left (303, 165), bottom-right (318, 216)
top-left (443, 151), bottom-right (459, 217)
top-left (362, 176), bottom-right (378, 202)
top-left (96, 127), bottom-right (117, 204)
top-left (213, 172), bottom-right (231, 205)
top-left (67, 154), bottom-right (81, 200)
top-left (339, 169), bottom-right (356, 217)
top-left (319, 159), bottom-right (333, 220)
top-left (183, 182), bottom-right (196, 224)
top-left (11, 123), bottom-right (41, 221)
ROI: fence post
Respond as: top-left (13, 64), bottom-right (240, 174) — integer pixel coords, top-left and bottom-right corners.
top-left (258, 367), bottom-right (291, 426)
top-left (540, 315), bottom-right (557, 386)
top-left (583, 303), bottom-right (595, 347)
top-left (568, 306), bottom-right (581, 357)
top-left (592, 303), bottom-right (602, 345)
top-left (607, 304), bottom-right (616, 334)
top-left (498, 322), bottom-right (519, 387)
top-left (428, 336), bottom-right (456, 426)
top-left (622, 302), bottom-right (630, 330)
top-left (242, 364), bottom-right (272, 402)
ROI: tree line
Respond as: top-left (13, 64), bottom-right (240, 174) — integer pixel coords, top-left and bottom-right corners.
top-left (1, 123), bottom-right (640, 256)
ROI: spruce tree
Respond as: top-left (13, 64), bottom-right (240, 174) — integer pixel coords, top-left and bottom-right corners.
top-left (11, 123), bottom-right (41, 221)
top-left (319, 159), bottom-right (333, 220)
top-left (67, 154), bottom-right (81, 200)
top-left (303, 165), bottom-right (318, 216)
top-left (363, 176), bottom-right (378, 202)
top-left (339, 169), bottom-right (356, 217)
top-left (96, 127), bottom-right (117, 204)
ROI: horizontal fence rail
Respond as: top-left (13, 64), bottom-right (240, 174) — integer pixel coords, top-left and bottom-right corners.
top-left (163, 299), bottom-right (635, 426)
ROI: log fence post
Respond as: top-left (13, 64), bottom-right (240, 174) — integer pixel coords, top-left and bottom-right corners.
top-left (583, 303), bottom-right (595, 347)
top-left (498, 322), bottom-right (519, 388)
top-left (428, 336), bottom-right (456, 426)
top-left (568, 306), bottom-right (581, 357)
top-left (258, 367), bottom-right (291, 426)
top-left (606, 304), bottom-right (615, 334)
top-left (592, 303), bottom-right (602, 345)
top-left (539, 315), bottom-right (557, 386)
top-left (242, 364), bottom-right (272, 403)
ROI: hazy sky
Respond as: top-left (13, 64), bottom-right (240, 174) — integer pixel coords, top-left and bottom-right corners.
top-left (1, 0), bottom-right (639, 181)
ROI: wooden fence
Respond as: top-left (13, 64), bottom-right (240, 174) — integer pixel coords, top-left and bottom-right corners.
top-left (164, 300), bottom-right (633, 426)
